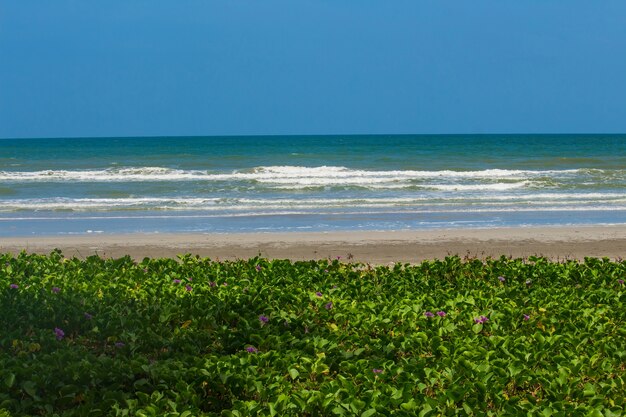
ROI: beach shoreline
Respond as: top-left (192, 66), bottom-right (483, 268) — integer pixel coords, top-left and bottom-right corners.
top-left (1, 225), bottom-right (625, 263)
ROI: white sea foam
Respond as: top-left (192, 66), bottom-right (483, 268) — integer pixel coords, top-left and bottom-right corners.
top-left (0, 165), bottom-right (610, 184)
top-left (4, 166), bottom-right (620, 196)
top-left (0, 167), bottom-right (204, 182)
top-left (427, 182), bottom-right (532, 191)
top-left (2, 193), bottom-right (626, 212)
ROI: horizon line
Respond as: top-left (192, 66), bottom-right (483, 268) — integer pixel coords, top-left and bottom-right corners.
top-left (2, 132), bottom-right (626, 141)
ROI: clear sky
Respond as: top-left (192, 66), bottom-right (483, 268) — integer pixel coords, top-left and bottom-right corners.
top-left (1, 1), bottom-right (625, 138)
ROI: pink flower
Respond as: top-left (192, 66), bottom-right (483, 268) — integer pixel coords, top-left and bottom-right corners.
top-left (424, 311), bottom-right (434, 318)
top-left (54, 327), bottom-right (65, 340)
top-left (474, 315), bottom-right (489, 324)
top-left (52, 287), bottom-right (61, 293)
top-left (9, 283), bottom-right (18, 289)
top-left (436, 311), bottom-right (447, 317)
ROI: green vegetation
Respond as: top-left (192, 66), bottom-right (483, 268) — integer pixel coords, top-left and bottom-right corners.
top-left (1, 251), bottom-right (625, 416)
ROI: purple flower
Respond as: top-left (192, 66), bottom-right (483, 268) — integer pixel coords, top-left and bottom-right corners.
top-left (372, 369), bottom-right (383, 374)
top-left (84, 312), bottom-right (93, 320)
top-left (436, 311), bottom-right (447, 317)
top-left (54, 327), bottom-right (65, 340)
top-left (115, 341), bottom-right (125, 348)
top-left (9, 283), bottom-right (18, 289)
top-left (332, 285), bottom-right (337, 289)
top-left (474, 315), bottom-right (489, 324)
top-left (188, 277), bottom-right (193, 281)
top-left (424, 311), bottom-right (435, 318)
top-left (315, 291), bottom-right (323, 297)
top-left (173, 279), bottom-right (181, 284)
top-left (336, 256), bottom-right (341, 260)
top-left (324, 269), bottom-right (329, 273)
top-left (245, 346), bottom-right (258, 353)
top-left (209, 281), bottom-right (217, 287)
top-left (498, 276), bottom-right (505, 282)
top-left (523, 314), bottom-right (530, 321)
top-left (618, 279), bottom-right (624, 285)
top-left (223, 282), bottom-right (228, 286)
top-left (52, 287), bottom-right (61, 293)
top-left (259, 315), bottom-right (269, 324)
top-left (255, 265), bottom-right (262, 271)
top-left (325, 301), bottom-right (333, 310)
top-left (184, 285), bottom-right (192, 292)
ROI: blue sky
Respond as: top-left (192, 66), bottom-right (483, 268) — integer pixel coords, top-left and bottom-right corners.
top-left (1, 1), bottom-right (625, 138)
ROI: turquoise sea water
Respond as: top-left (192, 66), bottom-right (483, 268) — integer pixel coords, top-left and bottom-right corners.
top-left (1, 134), bottom-right (625, 236)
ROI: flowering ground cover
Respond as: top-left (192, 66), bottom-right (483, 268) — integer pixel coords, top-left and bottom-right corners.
top-left (1, 251), bottom-right (625, 416)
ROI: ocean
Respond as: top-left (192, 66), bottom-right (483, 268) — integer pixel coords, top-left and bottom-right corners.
top-left (1, 134), bottom-right (625, 237)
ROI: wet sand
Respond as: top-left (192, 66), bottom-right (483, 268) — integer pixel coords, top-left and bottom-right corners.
top-left (1, 225), bottom-right (625, 263)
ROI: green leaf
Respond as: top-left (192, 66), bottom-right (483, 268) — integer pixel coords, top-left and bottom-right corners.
top-left (583, 383), bottom-right (596, 397)
top-left (332, 406), bottom-right (347, 415)
top-left (289, 368), bottom-right (300, 380)
top-left (508, 363), bottom-right (523, 377)
top-left (400, 399), bottom-right (417, 410)
top-left (22, 381), bottom-right (38, 399)
top-left (351, 399), bottom-right (366, 412)
top-left (418, 403), bottom-right (433, 417)
top-left (4, 373), bottom-right (15, 388)
top-left (268, 402), bottom-right (277, 417)
top-left (361, 409), bottom-right (377, 417)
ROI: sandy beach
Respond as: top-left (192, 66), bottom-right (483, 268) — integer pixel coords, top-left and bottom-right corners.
top-left (1, 225), bottom-right (625, 263)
